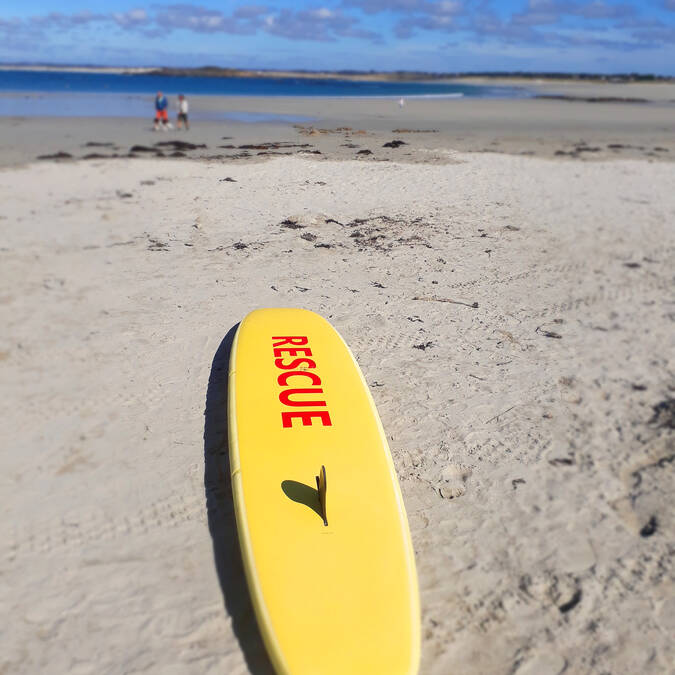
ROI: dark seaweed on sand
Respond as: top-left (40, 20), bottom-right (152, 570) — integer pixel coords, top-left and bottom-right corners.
top-left (238, 142), bottom-right (312, 150)
top-left (154, 140), bottom-right (207, 151)
top-left (413, 341), bottom-right (434, 351)
top-left (37, 151), bottom-right (72, 160)
top-left (280, 219), bottom-right (305, 229)
top-left (649, 399), bottom-right (675, 430)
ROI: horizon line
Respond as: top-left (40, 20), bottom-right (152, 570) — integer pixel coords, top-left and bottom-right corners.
top-left (1, 63), bottom-right (674, 80)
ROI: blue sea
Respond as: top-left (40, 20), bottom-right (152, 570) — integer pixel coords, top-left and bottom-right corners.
top-left (0, 69), bottom-right (529, 120)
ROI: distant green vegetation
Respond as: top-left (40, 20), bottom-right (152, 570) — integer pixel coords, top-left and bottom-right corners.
top-left (147, 67), bottom-right (673, 83)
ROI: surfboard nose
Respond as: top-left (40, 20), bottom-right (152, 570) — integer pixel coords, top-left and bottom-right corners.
top-left (230, 307), bottom-right (420, 674)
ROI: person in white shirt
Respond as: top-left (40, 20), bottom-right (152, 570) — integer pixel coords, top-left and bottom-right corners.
top-left (177, 94), bottom-right (189, 130)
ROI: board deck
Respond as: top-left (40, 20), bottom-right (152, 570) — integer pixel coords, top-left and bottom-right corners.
top-left (228, 308), bottom-right (420, 675)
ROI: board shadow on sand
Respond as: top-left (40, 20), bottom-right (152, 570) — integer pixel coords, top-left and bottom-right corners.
top-left (203, 324), bottom-right (275, 675)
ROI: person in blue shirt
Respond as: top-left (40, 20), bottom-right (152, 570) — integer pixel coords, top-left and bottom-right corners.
top-left (153, 91), bottom-right (170, 131)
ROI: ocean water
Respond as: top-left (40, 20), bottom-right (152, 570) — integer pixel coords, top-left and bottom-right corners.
top-left (0, 69), bottom-right (529, 119)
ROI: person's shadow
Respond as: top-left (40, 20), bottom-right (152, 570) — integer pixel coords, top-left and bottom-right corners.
top-left (203, 325), bottom-right (275, 674)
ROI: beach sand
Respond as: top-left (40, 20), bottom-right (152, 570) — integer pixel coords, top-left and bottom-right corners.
top-left (1, 89), bottom-right (674, 674)
top-left (2, 81), bottom-right (675, 167)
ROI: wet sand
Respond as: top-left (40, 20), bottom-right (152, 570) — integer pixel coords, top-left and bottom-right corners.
top-left (1, 88), bottom-right (674, 168)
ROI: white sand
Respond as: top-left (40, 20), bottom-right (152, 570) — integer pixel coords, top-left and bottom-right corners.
top-left (1, 153), bottom-right (673, 674)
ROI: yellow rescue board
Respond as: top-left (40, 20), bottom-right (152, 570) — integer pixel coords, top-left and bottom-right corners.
top-left (228, 308), bottom-right (420, 675)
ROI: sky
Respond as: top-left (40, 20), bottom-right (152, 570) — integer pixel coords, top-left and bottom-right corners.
top-left (0, 1), bottom-right (674, 74)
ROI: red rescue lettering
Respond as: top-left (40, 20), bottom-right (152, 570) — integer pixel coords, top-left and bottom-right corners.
top-left (273, 347), bottom-right (313, 357)
top-left (279, 388), bottom-right (326, 407)
top-left (277, 371), bottom-right (322, 387)
top-left (274, 335), bottom-right (332, 428)
top-left (275, 357), bottom-right (316, 370)
top-left (272, 336), bottom-right (308, 347)
top-left (282, 411), bottom-right (332, 428)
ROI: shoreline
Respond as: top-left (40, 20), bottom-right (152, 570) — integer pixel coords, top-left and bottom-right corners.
top-left (1, 94), bottom-right (673, 168)
top-left (0, 65), bottom-right (155, 75)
